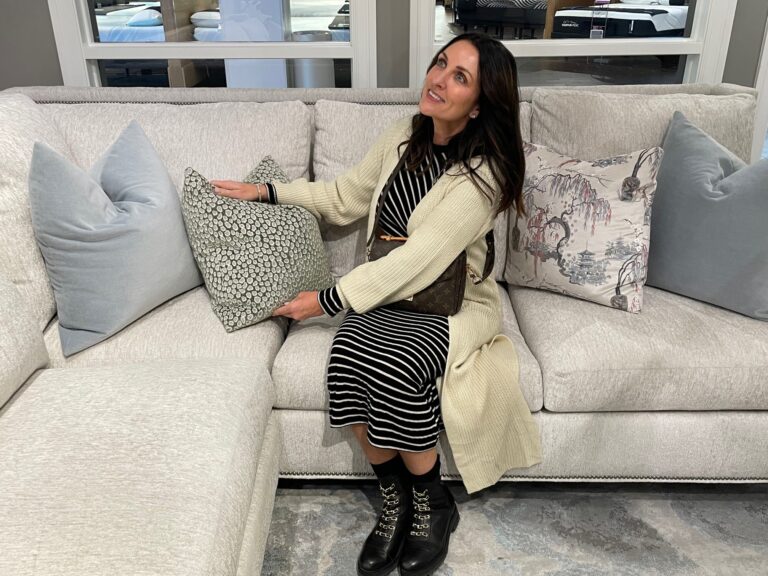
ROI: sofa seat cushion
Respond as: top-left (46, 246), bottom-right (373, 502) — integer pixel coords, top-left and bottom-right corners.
top-left (271, 284), bottom-right (543, 412)
top-left (0, 359), bottom-right (276, 576)
top-left (509, 285), bottom-right (768, 412)
top-left (43, 287), bottom-right (287, 370)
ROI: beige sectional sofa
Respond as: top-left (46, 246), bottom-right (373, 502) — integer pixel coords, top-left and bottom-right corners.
top-left (1, 83), bottom-right (767, 575)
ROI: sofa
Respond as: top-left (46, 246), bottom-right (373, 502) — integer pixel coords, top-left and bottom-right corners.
top-left (1, 82), bottom-right (767, 575)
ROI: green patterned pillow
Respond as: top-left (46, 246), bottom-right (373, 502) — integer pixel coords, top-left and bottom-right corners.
top-left (181, 156), bottom-right (333, 331)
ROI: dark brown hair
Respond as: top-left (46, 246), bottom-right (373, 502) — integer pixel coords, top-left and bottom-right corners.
top-left (401, 33), bottom-right (526, 217)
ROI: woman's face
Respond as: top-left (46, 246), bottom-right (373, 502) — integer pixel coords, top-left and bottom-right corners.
top-left (419, 40), bottom-right (481, 137)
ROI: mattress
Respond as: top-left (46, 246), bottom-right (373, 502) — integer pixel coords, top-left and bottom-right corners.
top-left (553, 4), bottom-right (688, 37)
top-left (477, 0), bottom-right (548, 8)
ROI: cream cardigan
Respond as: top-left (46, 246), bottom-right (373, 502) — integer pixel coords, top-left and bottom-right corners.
top-left (274, 118), bottom-right (541, 493)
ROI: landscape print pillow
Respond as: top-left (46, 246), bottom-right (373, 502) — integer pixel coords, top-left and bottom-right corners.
top-left (505, 143), bottom-right (663, 313)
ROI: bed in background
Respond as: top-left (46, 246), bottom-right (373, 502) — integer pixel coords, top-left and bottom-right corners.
top-left (551, 0), bottom-right (689, 39)
top-left (455, 0), bottom-right (550, 39)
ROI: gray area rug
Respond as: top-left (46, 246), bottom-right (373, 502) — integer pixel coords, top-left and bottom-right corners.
top-left (262, 481), bottom-right (768, 575)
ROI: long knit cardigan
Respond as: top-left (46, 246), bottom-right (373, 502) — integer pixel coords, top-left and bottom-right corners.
top-left (274, 118), bottom-right (542, 493)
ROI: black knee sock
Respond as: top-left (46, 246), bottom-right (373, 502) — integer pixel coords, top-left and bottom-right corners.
top-left (371, 453), bottom-right (407, 480)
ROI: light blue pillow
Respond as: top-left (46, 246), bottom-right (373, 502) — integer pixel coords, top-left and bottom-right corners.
top-left (28, 121), bottom-right (202, 355)
top-left (647, 111), bottom-right (768, 320)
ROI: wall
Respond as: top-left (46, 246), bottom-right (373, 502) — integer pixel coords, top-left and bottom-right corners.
top-left (723, 0), bottom-right (768, 88)
top-left (0, 0), bottom-right (63, 90)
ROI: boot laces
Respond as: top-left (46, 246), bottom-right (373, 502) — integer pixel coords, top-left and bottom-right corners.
top-left (374, 482), bottom-right (401, 539)
top-left (410, 488), bottom-right (431, 537)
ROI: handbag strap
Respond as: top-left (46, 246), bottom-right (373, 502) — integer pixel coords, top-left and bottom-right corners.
top-left (366, 148), bottom-right (496, 283)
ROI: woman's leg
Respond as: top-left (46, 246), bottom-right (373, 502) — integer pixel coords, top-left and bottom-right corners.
top-left (350, 423), bottom-right (397, 464)
top-left (351, 424), bottom-right (411, 576)
top-left (400, 448), bottom-right (438, 475)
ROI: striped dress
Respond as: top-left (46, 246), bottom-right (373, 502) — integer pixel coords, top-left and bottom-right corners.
top-left (317, 143), bottom-right (454, 452)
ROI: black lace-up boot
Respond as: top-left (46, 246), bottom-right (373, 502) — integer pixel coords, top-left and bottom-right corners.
top-left (399, 457), bottom-right (459, 576)
top-left (357, 455), bottom-right (412, 576)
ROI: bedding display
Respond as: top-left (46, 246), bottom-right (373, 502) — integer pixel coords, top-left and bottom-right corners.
top-left (552, 2), bottom-right (689, 38)
top-left (96, 3), bottom-right (165, 43)
top-left (455, 0), bottom-right (549, 37)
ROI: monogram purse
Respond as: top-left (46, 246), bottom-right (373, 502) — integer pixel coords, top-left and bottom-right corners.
top-left (366, 151), bottom-right (495, 316)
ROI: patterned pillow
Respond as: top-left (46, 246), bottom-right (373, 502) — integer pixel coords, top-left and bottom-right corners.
top-left (505, 143), bottom-right (663, 313)
top-left (181, 157), bottom-right (333, 331)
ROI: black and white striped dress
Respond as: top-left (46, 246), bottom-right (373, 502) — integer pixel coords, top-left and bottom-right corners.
top-left (318, 144), bottom-right (454, 452)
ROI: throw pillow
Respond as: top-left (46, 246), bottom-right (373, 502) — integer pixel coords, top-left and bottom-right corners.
top-left (181, 157), bottom-right (333, 332)
top-left (646, 111), bottom-right (768, 320)
top-left (28, 120), bottom-right (203, 356)
top-left (505, 142), bottom-right (663, 313)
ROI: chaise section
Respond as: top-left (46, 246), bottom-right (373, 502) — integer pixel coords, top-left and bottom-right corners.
top-left (509, 285), bottom-right (768, 412)
top-left (44, 287), bottom-right (287, 370)
top-left (0, 359), bottom-right (278, 576)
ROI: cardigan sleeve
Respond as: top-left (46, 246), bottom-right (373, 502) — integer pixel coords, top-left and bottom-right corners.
top-left (270, 119), bottom-right (409, 227)
top-left (336, 172), bottom-right (497, 314)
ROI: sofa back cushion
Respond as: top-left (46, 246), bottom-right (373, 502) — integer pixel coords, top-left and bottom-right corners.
top-left (0, 94), bottom-right (71, 330)
top-left (530, 89), bottom-right (756, 163)
top-left (312, 99), bottom-right (533, 281)
top-left (0, 274), bottom-right (49, 408)
top-left (46, 101), bottom-right (312, 191)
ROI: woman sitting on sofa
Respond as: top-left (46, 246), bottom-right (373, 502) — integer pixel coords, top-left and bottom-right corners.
top-left (213, 32), bottom-right (541, 576)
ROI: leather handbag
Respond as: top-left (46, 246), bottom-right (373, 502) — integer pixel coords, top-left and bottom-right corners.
top-left (366, 151), bottom-right (495, 316)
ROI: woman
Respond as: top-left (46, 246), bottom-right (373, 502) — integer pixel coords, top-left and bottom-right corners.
top-left (213, 33), bottom-right (541, 576)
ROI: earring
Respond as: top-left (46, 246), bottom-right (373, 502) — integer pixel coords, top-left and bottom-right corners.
top-left (469, 112), bottom-right (478, 119)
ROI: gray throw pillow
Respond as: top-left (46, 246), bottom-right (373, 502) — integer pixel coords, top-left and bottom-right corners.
top-left (28, 120), bottom-right (203, 356)
top-left (181, 157), bottom-right (333, 331)
top-left (646, 111), bottom-right (768, 320)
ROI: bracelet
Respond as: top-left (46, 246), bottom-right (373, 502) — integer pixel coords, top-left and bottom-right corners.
top-left (257, 183), bottom-right (264, 202)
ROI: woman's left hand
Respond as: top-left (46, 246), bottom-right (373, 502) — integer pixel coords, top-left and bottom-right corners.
top-left (272, 291), bottom-right (323, 320)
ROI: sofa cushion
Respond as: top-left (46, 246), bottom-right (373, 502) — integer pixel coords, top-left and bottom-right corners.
top-left (182, 160), bottom-right (332, 332)
top-left (311, 100), bottom-right (533, 281)
top-left (646, 112), bottom-right (768, 320)
top-left (0, 359), bottom-right (275, 576)
top-left (46, 101), bottom-right (312, 189)
top-left (506, 143), bottom-right (663, 313)
top-left (0, 275), bottom-right (49, 408)
top-left (530, 89), bottom-right (756, 163)
top-left (0, 94), bottom-right (70, 330)
top-left (43, 287), bottom-right (286, 370)
top-left (508, 285), bottom-right (768, 412)
top-left (271, 284), bottom-right (543, 412)
top-left (29, 121), bottom-right (203, 356)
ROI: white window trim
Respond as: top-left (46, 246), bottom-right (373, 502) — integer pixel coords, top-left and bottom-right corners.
top-left (410, 0), bottom-right (736, 88)
top-left (752, 17), bottom-right (768, 163)
top-left (48, 0), bottom-right (377, 88)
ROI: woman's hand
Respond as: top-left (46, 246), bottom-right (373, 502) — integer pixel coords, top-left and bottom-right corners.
top-left (211, 180), bottom-right (264, 201)
top-left (273, 291), bottom-right (323, 321)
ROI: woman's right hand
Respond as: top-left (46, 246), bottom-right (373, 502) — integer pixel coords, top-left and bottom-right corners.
top-left (211, 180), bottom-right (265, 202)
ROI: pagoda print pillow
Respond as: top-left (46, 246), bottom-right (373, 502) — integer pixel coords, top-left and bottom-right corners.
top-left (505, 142), bottom-right (663, 313)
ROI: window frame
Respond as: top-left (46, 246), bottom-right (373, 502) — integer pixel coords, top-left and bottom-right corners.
top-left (47, 0), bottom-right (377, 88)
